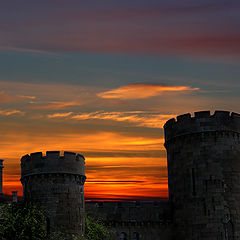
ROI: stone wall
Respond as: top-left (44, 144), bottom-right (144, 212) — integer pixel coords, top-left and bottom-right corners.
top-left (86, 201), bottom-right (173, 240)
top-left (21, 151), bottom-right (86, 239)
top-left (164, 111), bottom-right (240, 240)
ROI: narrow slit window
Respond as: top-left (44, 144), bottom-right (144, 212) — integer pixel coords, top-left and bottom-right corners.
top-left (192, 168), bottom-right (196, 196)
top-left (120, 232), bottom-right (127, 240)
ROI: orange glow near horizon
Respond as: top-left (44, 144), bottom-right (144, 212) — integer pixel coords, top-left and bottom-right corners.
top-left (1, 124), bottom-right (168, 200)
top-left (2, 156), bottom-right (169, 199)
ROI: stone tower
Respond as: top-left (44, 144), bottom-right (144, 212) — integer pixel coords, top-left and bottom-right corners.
top-left (0, 159), bottom-right (4, 194)
top-left (20, 151), bottom-right (86, 239)
top-left (164, 111), bottom-right (240, 240)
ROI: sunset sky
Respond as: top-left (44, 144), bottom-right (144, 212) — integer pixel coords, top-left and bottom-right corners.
top-left (0, 0), bottom-right (239, 200)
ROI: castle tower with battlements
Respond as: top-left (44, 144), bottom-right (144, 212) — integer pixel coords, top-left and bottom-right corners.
top-left (20, 151), bottom-right (86, 239)
top-left (164, 110), bottom-right (240, 240)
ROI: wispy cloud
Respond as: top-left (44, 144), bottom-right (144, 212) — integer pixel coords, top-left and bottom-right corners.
top-left (98, 83), bottom-right (199, 100)
top-left (47, 112), bottom-right (73, 118)
top-left (0, 46), bottom-right (55, 56)
top-left (66, 111), bottom-right (176, 128)
top-left (32, 101), bottom-right (83, 110)
top-left (18, 95), bottom-right (36, 100)
top-left (1, 2), bottom-right (239, 58)
top-left (0, 109), bottom-right (24, 116)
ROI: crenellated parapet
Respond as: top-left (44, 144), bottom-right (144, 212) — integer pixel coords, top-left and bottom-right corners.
top-left (21, 151), bottom-right (85, 179)
top-left (164, 110), bottom-right (240, 142)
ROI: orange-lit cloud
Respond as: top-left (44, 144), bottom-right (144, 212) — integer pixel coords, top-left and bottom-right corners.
top-left (47, 112), bottom-right (73, 118)
top-left (0, 109), bottom-right (24, 116)
top-left (32, 100), bottom-right (83, 110)
top-left (18, 95), bottom-right (36, 100)
top-left (97, 83), bottom-right (199, 99)
top-left (70, 111), bottom-right (175, 128)
top-left (0, 81), bottom-right (97, 107)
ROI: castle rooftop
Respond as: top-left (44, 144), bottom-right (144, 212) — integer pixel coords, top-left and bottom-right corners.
top-left (164, 110), bottom-right (240, 142)
top-left (21, 151), bottom-right (85, 178)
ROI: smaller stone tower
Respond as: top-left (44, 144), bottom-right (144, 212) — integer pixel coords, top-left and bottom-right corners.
top-left (0, 159), bottom-right (4, 195)
top-left (20, 151), bottom-right (86, 239)
top-left (12, 191), bottom-right (18, 203)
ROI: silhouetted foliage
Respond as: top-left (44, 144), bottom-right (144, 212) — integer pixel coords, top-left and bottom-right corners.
top-left (0, 203), bottom-right (78, 240)
top-left (0, 203), bottom-right (47, 240)
top-left (171, 226), bottom-right (185, 240)
top-left (49, 231), bottom-right (78, 240)
top-left (84, 216), bottom-right (110, 240)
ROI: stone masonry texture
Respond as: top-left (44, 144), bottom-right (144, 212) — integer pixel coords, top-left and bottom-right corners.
top-left (164, 110), bottom-right (240, 240)
top-left (86, 201), bottom-right (173, 240)
top-left (20, 151), bottom-right (86, 240)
